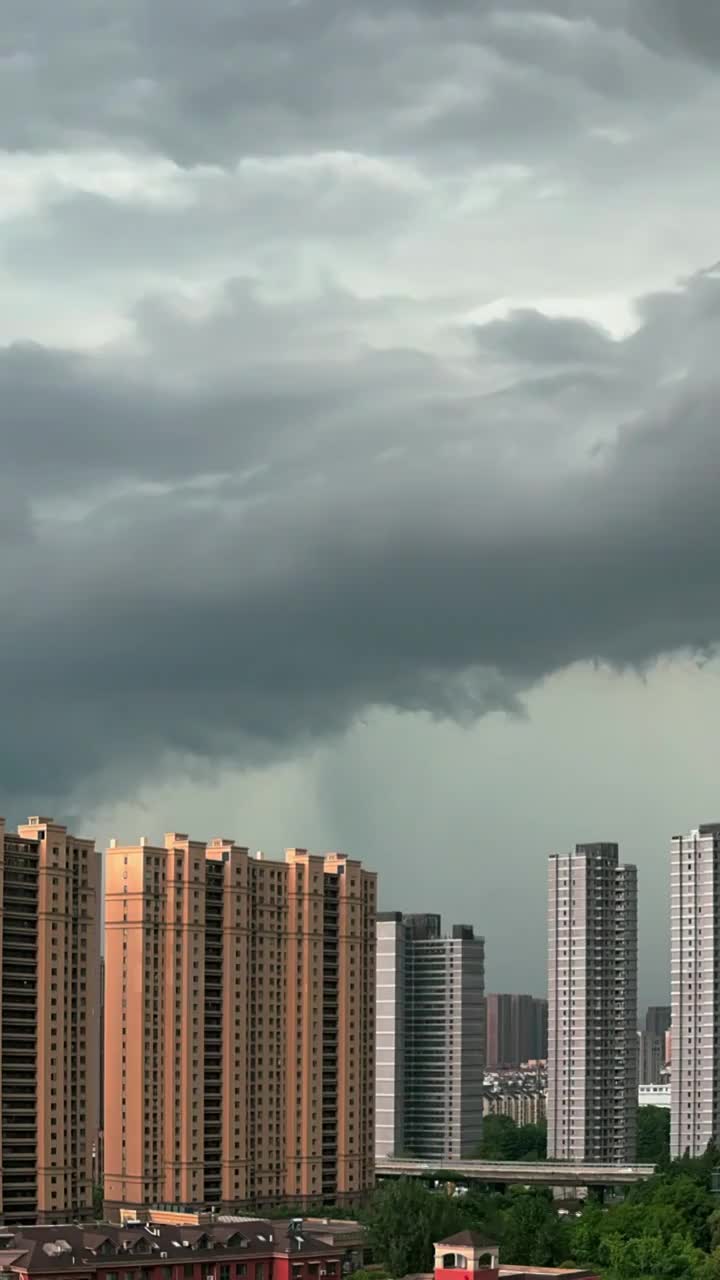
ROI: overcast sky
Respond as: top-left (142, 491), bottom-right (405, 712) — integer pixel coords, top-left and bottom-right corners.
top-left (3, 0), bottom-right (720, 1003)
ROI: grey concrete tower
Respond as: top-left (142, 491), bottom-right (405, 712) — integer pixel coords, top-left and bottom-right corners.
top-left (547, 842), bottom-right (638, 1162)
top-left (375, 914), bottom-right (485, 1163)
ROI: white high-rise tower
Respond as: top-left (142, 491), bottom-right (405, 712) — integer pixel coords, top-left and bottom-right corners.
top-left (670, 823), bottom-right (720, 1159)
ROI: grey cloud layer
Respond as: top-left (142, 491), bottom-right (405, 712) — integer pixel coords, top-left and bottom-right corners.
top-left (2, 267), bottom-right (720, 807)
top-left (0, 0), bottom-right (711, 164)
top-left (2, 0), bottom-right (720, 820)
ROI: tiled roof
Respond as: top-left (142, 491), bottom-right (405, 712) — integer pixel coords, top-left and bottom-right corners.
top-left (436, 1231), bottom-right (498, 1250)
top-left (0, 1220), bottom-right (337, 1273)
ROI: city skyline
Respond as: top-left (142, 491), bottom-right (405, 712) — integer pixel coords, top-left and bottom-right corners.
top-left (2, 797), bottom-right (675, 1006)
top-left (0, 801), bottom-right (699, 1224)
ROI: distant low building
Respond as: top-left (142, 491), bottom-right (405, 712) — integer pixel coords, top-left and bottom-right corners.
top-left (645, 1005), bottom-right (671, 1038)
top-left (638, 1031), bottom-right (665, 1085)
top-left (482, 1090), bottom-right (547, 1126)
top-left (639, 1084), bottom-right (671, 1109)
top-left (485, 995), bottom-right (548, 1068)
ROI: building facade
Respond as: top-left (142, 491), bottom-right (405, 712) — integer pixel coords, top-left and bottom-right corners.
top-left (104, 835), bottom-right (376, 1214)
top-left (639, 1084), bottom-right (671, 1109)
top-left (645, 1005), bottom-right (671, 1038)
top-left (547, 842), bottom-right (638, 1163)
top-left (375, 913), bottom-right (407, 1159)
top-left (637, 1031), bottom-right (664, 1086)
top-left (0, 1219), bottom-right (343, 1280)
top-left (0, 816), bottom-right (101, 1223)
top-left (485, 995), bottom-right (548, 1068)
top-left (375, 913), bottom-right (484, 1163)
top-left (670, 824), bottom-right (720, 1158)
top-left (482, 1090), bottom-right (546, 1126)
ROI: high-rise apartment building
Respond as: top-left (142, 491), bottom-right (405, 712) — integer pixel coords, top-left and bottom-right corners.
top-left (104, 835), bottom-right (376, 1215)
top-left (547, 842), bottom-right (638, 1163)
top-left (375, 913), bottom-right (407, 1160)
top-left (0, 816), bottom-right (101, 1223)
top-left (485, 994), bottom-right (548, 1068)
top-left (645, 1005), bottom-right (671, 1038)
top-left (375, 913), bottom-right (484, 1163)
top-left (670, 824), bottom-right (720, 1158)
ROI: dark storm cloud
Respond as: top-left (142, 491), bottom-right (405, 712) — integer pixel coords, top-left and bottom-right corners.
top-left (1, 267), bottom-right (720, 807)
top-left (0, 0), bottom-right (708, 165)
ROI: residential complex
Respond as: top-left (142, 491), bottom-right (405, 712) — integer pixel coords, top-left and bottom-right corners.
top-left (0, 816), bottom-right (101, 1223)
top-left (482, 1088), bottom-right (546, 1127)
top-left (485, 994), bottom-right (548, 1068)
top-left (104, 835), bottom-right (376, 1215)
top-left (483, 1062), bottom-right (547, 1128)
top-left (670, 823), bottom-right (720, 1158)
top-left (375, 912), bottom-right (484, 1163)
top-left (547, 842), bottom-right (638, 1162)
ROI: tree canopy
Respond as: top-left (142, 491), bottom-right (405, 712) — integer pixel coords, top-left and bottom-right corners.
top-left (363, 1142), bottom-right (720, 1280)
top-left (637, 1105), bottom-right (671, 1165)
top-left (472, 1113), bottom-right (547, 1161)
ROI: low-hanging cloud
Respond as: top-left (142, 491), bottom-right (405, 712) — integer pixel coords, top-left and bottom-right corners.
top-left (2, 264), bottom-right (720, 811)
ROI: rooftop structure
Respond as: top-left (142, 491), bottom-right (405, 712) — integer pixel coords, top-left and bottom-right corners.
top-left (400, 1230), bottom-right (599, 1280)
top-left (0, 1219), bottom-right (341, 1280)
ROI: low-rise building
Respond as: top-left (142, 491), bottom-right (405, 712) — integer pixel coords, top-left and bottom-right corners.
top-left (0, 1220), bottom-right (342, 1280)
top-left (638, 1084), bottom-right (671, 1109)
top-left (402, 1230), bottom-right (599, 1280)
top-left (482, 1092), bottom-right (546, 1127)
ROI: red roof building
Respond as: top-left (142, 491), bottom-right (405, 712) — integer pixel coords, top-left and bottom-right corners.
top-left (402, 1232), bottom-right (599, 1280)
top-left (0, 1219), bottom-right (342, 1280)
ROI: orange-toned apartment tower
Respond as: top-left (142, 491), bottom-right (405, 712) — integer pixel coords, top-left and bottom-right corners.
top-left (0, 815), bottom-right (101, 1223)
top-left (104, 835), bottom-right (376, 1215)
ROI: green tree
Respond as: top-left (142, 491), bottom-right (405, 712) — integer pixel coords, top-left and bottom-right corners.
top-left (362, 1179), bottom-right (465, 1278)
top-left (500, 1191), bottom-right (569, 1267)
top-left (708, 1209), bottom-right (720, 1252)
top-left (474, 1114), bottom-right (546, 1161)
top-left (695, 1247), bottom-right (720, 1280)
top-left (637, 1105), bottom-right (671, 1165)
top-left (569, 1201), bottom-right (604, 1266)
